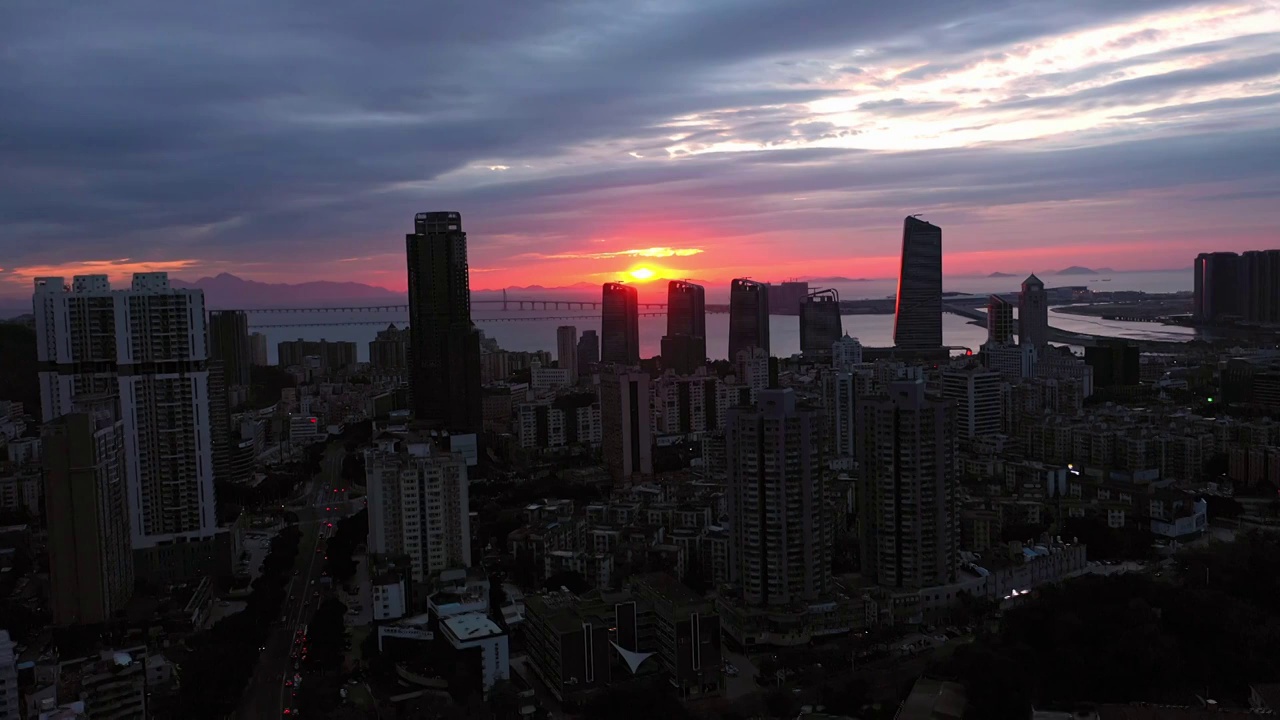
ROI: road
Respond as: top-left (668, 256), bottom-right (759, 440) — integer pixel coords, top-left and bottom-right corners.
top-left (240, 443), bottom-right (349, 719)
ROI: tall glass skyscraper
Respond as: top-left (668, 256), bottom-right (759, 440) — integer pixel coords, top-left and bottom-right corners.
top-left (601, 282), bottom-right (640, 365)
top-left (799, 289), bottom-right (842, 360)
top-left (986, 295), bottom-right (1014, 344)
top-left (728, 278), bottom-right (770, 361)
top-left (893, 216), bottom-right (943, 350)
top-left (1018, 274), bottom-right (1048, 348)
top-left (406, 211), bottom-right (482, 432)
top-left (662, 280), bottom-right (706, 373)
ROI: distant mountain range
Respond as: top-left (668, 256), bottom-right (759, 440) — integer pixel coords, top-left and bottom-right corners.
top-left (987, 271), bottom-right (1018, 278)
top-left (169, 273), bottom-right (403, 308)
top-left (1052, 266), bottom-right (1114, 276)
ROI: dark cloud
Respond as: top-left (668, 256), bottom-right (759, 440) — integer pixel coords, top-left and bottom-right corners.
top-left (0, 0), bottom-right (1276, 281)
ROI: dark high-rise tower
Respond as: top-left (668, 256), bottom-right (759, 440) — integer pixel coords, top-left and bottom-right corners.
top-left (857, 379), bottom-right (958, 589)
top-left (1194, 251), bottom-right (1242, 323)
top-left (577, 330), bottom-right (600, 378)
top-left (1018, 274), bottom-right (1048, 348)
top-left (728, 279), bottom-right (770, 361)
top-left (986, 295), bottom-right (1014, 344)
top-left (406, 211), bottom-right (482, 432)
top-left (208, 310), bottom-right (251, 387)
top-left (662, 280), bottom-right (706, 374)
top-left (893, 216), bottom-right (943, 350)
top-left (601, 282), bottom-right (640, 365)
top-left (800, 289), bottom-right (842, 361)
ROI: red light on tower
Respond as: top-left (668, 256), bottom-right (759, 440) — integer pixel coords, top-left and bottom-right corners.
top-left (309, 418), bottom-right (316, 424)
top-left (966, 349), bottom-right (973, 356)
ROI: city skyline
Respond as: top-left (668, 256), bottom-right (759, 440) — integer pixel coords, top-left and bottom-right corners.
top-left (3, 2), bottom-right (1278, 296)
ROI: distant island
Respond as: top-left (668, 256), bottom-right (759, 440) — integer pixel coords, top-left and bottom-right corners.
top-left (806, 276), bottom-right (872, 283)
top-left (987, 271), bottom-right (1017, 278)
top-left (1054, 266), bottom-right (1100, 275)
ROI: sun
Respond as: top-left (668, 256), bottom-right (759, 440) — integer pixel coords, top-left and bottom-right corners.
top-left (628, 266), bottom-right (656, 281)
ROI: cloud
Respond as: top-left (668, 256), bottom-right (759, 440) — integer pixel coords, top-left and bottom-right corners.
top-left (534, 247), bottom-right (706, 260)
top-left (1, 0), bottom-right (1278, 293)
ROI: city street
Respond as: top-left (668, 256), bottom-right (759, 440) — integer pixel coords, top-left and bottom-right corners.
top-left (240, 444), bottom-right (348, 719)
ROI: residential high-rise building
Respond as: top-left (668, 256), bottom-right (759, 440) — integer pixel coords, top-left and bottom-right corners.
top-left (600, 368), bottom-right (652, 482)
top-left (249, 331), bottom-right (269, 366)
top-left (986, 295), bottom-right (1014, 345)
top-left (666, 280), bottom-right (706, 339)
top-left (0, 631), bottom-right (16, 720)
top-left (1194, 251), bottom-right (1242, 323)
top-left (33, 273), bottom-right (219, 556)
top-left (728, 279), bottom-right (770, 361)
top-left (1229, 250), bottom-right (1280, 324)
top-left (1085, 340), bottom-right (1140, 388)
top-left (207, 310), bottom-right (251, 386)
top-left (942, 367), bottom-right (1003, 440)
top-left (601, 282), bottom-right (640, 365)
top-left (830, 370), bottom-right (858, 462)
top-left (800, 289), bottom-right (842, 361)
top-left (364, 437), bottom-right (471, 582)
top-left (662, 281), bottom-right (707, 374)
top-left (832, 334), bottom-right (863, 370)
top-left (369, 323), bottom-right (409, 372)
top-left (42, 398), bottom-right (133, 626)
top-left (406, 211), bottom-right (482, 432)
top-left (726, 388), bottom-right (830, 606)
top-left (857, 379), bottom-right (958, 590)
top-left (734, 347), bottom-right (770, 392)
top-left (207, 360), bottom-right (235, 485)
top-left (893, 216), bottom-right (943, 350)
top-left (769, 280), bottom-right (809, 316)
top-left (556, 325), bottom-right (579, 380)
top-left (577, 330), bottom-right (600, 378)
top-left (1018, 274), bottom-right (1048, 348)
top-left (277, 338), bottom-right (358, 370)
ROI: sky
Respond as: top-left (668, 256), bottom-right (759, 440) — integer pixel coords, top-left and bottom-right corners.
top-left (3, 0), bottom-right (1279, 295)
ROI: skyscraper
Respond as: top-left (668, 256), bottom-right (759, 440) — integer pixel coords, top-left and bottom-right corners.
top-left (33, 273), bottom-right (219, 561)
top-left (728, 279), bottom-right (770, 361)
top-left (857, 379), bottom-right (958, 589)
top-left (601, 282), bottom-right (640, 365)
top-left (986, 295), bottom-right (1014, 345)
top-left (577, 330), bottom-right (600, 378)
top-left (1236, 250), bottom-right (1280, 323)
top-left (726, 388), bottom-right (830, 606)
top-left (893, 216), bottom-right (943, 350)
top-left (1194, 251), bottom-right (1242, 323)
top-left (662, 281), bottom-right (707, 374)
top-left (942, 367), bottom-right (1002, 440)
top-left (556, 325), bottom-right (579, 380)
top-left (208, 310), bottom-right (251, 387)
top-left (1018, 274), bottom-right (1048, 348)
top-left (369, 323), bottom-right (409, 372)
top-left (249, 331), bottom-right (269, 367)
top-left (42, 398), bottom-right (133, 625)
top-left (600, 368), bottom-right (652, 482)
top-left (799, 289), bottom-right (842, 361)
top-left (406, 211), bottom-right (482, 432)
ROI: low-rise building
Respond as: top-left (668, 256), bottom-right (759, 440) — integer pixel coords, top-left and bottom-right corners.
top-left (440, 612), bottom-right (510, 694)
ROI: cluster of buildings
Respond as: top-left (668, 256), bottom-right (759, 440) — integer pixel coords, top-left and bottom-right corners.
top-left (1194, 249), bottom-right (1280, 324)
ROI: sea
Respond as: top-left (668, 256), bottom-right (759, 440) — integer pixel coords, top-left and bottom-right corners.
top-left (249, 269), bottom-right (1199, 364)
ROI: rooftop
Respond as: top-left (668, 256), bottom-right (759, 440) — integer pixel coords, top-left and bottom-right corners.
top-left (441, 612), bottom-right (503, 642)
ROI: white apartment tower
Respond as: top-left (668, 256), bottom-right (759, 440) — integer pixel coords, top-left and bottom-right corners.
top-left (365, 438), bottom-right (471, 582)
top-left (726, 388), bottom-right (831, 607)
top-left (832, 334), bottom-right (863, 370)
top-left (33, 273), bottom-right (217, 550)
top-left (942, 367), bottom-right (1003, 440)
